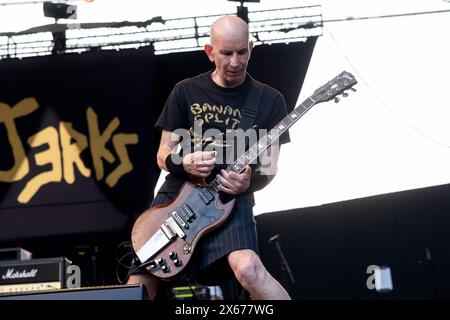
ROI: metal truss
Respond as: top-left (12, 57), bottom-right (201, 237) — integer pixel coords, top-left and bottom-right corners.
top-left (0, 5), bottom-right (322, 59)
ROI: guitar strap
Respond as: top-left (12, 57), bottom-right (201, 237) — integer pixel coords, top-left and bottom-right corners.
top-left (238, 77), bottom-right (264, 131)
top-left (236, 77), bottom-right (264, 189)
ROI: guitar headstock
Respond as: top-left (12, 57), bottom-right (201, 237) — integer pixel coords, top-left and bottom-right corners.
top-left (312, 71), bottom-right (357, 104)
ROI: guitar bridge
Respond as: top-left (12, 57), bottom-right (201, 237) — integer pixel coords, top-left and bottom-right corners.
top-left (161, 223), bottom-right (176, 240)
top-left (166, 216), bottom-right (186, 239)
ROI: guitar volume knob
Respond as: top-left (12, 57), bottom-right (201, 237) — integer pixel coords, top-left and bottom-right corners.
top-left (149, 260), bottom-right (157, 270)
top-left (173, 259), bottom-right (182, 267)
top-left (169, 251), bottom-right (178, 260)
top-left (161, 265), bottom-right (170, 273)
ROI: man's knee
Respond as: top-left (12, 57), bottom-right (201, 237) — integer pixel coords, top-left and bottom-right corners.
top-left (127, 273), bottom-right (159, 300)
top-left (228, 249), bottom-right (264, 286)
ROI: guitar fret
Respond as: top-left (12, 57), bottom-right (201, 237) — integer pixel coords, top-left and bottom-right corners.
top-left (134, 72), bottom-right (356, 276)
top-left (210, 180), bottom-right (219, 192)
top-left (270, 129), bottom-right (280, 137)
top-left (205, 69), bottom-right (357, 191)
top-left (257, 142), bottom-right (264, 149)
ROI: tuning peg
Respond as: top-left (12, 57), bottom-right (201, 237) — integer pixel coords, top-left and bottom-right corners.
top-left (342, 92), bottom-right (349, 97)
top-left (350, 87), bottom-right (357, 92)
top-left (334, 97), bottom-right (340, 103)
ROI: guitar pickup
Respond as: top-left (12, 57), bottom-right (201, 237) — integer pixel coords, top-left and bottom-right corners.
top-left (180, 205), bottom-right (196, 223)
top-left (171, 211), bottom-right (188, 229)
top-left (199, 188), bottom-right (214, 204)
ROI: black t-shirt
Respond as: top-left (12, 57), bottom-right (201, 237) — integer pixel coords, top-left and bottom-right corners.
top-left (155, 70), bottom-right (290, 193)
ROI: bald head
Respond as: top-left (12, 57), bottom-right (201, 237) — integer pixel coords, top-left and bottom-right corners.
top-left (210, 15), bottom-right (249, 46)
top-left (205, 15), bottom-right (253, 88)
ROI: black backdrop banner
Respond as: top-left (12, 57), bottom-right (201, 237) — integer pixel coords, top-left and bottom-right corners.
top-left (0, 39), bottom-right (317, 243)
top-left (0, 47), bottom-right (160, 241)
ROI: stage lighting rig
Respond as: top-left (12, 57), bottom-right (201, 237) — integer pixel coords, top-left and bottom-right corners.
top-left (43, 2), bottom-right (77, 23)
top-left (227, 0), bottom-right (260, 23)
top-left (0, 4), bottom-right (321, 58)
top-left (43, 2), bottom-right (77, 55)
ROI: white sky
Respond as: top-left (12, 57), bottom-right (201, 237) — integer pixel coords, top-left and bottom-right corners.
top-left (255, 0), bottom-right (450, 214)
top-left (255, 1), bottom-right (450, 213)
top-left (1, 0), bottom-right (449, 214)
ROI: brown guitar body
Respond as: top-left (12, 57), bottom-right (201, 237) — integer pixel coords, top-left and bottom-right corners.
top-left (131, 70), bottom-right (357, 281)
top-left (131, 181), bottom-right (235, 280)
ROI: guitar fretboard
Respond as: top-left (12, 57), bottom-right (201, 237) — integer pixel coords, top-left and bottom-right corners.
top-left (201, 69), bottom-right (357, 196)
top-left (206, 96), bottom-right (317, 194)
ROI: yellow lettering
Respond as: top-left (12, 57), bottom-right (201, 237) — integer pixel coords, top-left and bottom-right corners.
top-left (87, 107), bottom-right (118, 180)
top-left (214, 113), bottom-right (224, 123)
top-left (231, 118), bottom-right (240, 129)
top-left (204, 113), bottom-right (214, 123)
top-left (224, 106), bottom-right (233, 115)
top-left (233, 109), bottom-right (241, 118)
top-left (202, 103), bottom-right (212, 112)
top-left (18, 126), bottom-right (62, 203)
top-left (190, 103), bottom-right (202, 115)
top-left (59, 121), bottom-right (91, 184)
top-left (212, 105), bottom-right (223, 113)
top-left (194, 114), bottom-right (204, 126)
top-left (0, 98), bottom-right (38, 182)
top-left (105, 133), bottom-right (139, 187)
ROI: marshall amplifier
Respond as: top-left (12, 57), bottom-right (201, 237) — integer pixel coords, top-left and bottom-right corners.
top-left (0, 257), bottom-right (71, 294)
top-left (0, 284), bottom-right (147, 300)
top-left (0, 247), bottom-right (32, 262)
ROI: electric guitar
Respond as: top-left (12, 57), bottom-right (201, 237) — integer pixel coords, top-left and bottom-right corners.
top-left (131, 71), bottom-right (357, 280)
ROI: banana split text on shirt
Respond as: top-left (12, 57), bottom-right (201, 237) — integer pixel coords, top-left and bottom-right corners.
top-left (190, 103), bottom-right (241, 129)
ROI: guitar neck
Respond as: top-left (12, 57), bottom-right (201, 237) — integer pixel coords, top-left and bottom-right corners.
top-left (204, 70), bottom-right (357, 194)
top-left (207, 95), bottom-right (318, 193)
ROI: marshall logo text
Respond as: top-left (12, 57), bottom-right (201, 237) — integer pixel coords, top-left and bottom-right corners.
top-left (1, 268), bottom-right (38, 280)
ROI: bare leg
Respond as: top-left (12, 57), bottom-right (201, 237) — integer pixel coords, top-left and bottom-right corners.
top-left (228, 249), bottom-right (291, 300)
top-left (127, 273), bottom-right (160, 300)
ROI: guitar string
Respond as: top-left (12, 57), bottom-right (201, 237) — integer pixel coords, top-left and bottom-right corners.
top-left (193, 97), bottom-right (332, 216)
top-left (188, 112), bottom-right (297, 213)
top-left (185, 100), bottom-right (313, 216)
top-left (143, 75), bottom-right (355, 268)
top-left (145, 82), bottom-right (348, 265)
top-left (184, 76), bottom-right (357, 216)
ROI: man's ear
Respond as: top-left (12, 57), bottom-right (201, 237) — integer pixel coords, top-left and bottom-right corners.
top-left (248, 40), bottom-right (254, 55)
top-left (204, 43), bottom-right (214, 62)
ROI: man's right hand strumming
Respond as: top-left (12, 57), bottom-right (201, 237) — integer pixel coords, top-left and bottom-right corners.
top-left (182, 151), bottom-right (216, 178)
